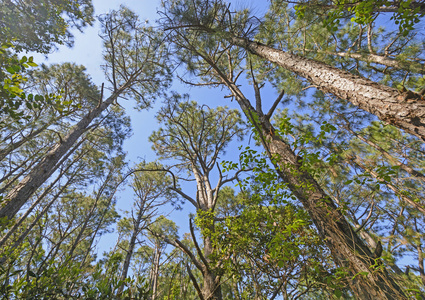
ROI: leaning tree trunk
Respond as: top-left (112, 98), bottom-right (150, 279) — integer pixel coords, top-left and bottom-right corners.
top-left (0, 85), bottom-right (128, 221)
top-left (214, 70), bottom-right (406, 298)
top-left (226, 35), bottom-right (425, 142)
top-left (256, 107), bottom-right (404, 299)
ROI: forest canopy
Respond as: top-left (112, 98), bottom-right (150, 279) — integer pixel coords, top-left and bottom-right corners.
top-left (1, 0), bottom-right (425, 299)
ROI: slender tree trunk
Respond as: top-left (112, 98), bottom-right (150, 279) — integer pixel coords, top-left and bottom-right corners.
top-left (151, 242), bottom-right (161, 300)
top-left (65, 168), bottom-right (114, 263)
top-left (117, 212), bottom-right (143, 297)
top-left (417, 244), bottom-right (425, 286)
top-left (0, 146), bottom-right (84, 248)
top-left (0, 121), bottom-right (53, 162)
top-left (226, 35), bottom-right (425, 141)
top-left (0, 85), bottom-right (127, 221)
top-left (327, 51), bottom-right (425, 75)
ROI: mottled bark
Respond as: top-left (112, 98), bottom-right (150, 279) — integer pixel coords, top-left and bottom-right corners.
top-left (263, 128), bottom-right (404, 299)
top-left (201, 236), bottom-right (222, 300)
top-left (211, 69), bottom-right (406, 297)
top-left (0, 85), bottom-right (127, 221)
top-left (226, 36), bottom-right (425, 141)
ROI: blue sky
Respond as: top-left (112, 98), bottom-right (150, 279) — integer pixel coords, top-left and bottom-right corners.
top-left (30, 0), bottom-right (273, 255)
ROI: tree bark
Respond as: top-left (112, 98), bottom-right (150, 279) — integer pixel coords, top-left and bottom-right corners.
top-left (117, 210), bottom-right (144, 297)
top-left (201, 236), bottom-right (222, 300)
top-left (226, 35), bottom-right (425, 141)
top-left (151, 242), bottom-right (161, 300)
top-left (209, 66), bottom-right (406, 297)
top-left (262, 126), bottom-right (404, 299)
top-left (0, 144), bottom-right (85, 249)
top-left (0, 85), bottom-right (127, 221)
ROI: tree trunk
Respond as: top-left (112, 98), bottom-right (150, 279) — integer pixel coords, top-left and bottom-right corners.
top-left (151, 242), bottom-right (161, 300)
top-left (216, 74), bottom-right (406, 298)
top-left (0, 121), bottom-right (53, 162)
top-left (202, 236), bottom-right (222, 300)
top-left (226, 35), bottom-right (425, 141)
top-left (261, 116), bottom-right (404, 299)
top-left (117, 211), bottom-right (143, 297)
top-left (0, 145), bottom-right (84, 248)
top-left (417, 244), bottom-right (425, 287)
top-left (0, 85), bottom-right (126, 221)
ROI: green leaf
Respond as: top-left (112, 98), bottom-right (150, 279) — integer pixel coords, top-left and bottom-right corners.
top-left (334, 289), bottom-right (342, 298)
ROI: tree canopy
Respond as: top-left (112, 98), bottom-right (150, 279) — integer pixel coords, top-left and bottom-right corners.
top-left (1, 0), bottom-right (425, 299)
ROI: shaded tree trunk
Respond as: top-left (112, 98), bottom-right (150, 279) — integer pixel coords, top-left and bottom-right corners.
top-left (201, 236), bottom-right (222, 300)
top-left (209, 65), bottom-right (406, 297)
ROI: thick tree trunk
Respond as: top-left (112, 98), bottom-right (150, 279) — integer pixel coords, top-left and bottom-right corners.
top-left (0, 85), bottom-right (126, 221)
top-left (263, 129), bottom-right (404, 298)
top-left (227, 35), bottom-right (425, 141)
top-left (202, 236), bottom-right (222, 300)
top-left (217, 75), bottom-right (406, 298)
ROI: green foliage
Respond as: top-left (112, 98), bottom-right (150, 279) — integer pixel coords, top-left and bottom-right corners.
top-left (0, 44), bottom-right (85, 122)
top-left (0, 0), bottom-right (94, 54)
top-left (99, 6), bottom-right (172, 109)
top-left (294, 0), bottom-right (423, 36)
